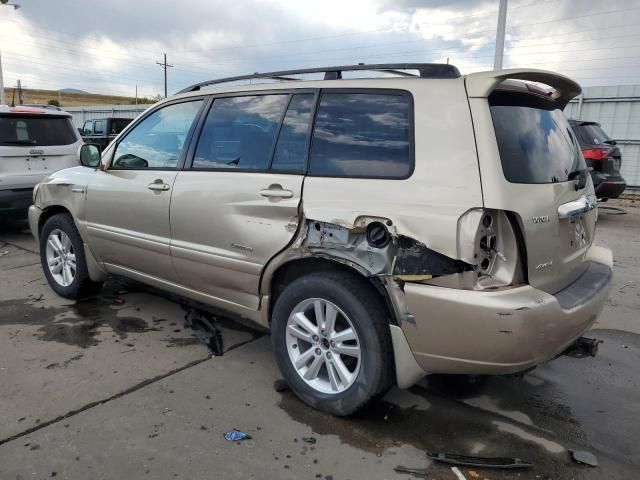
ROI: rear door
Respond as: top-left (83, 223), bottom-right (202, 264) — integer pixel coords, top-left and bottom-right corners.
top-left (467, 73), bottom-right (596, 294)
top-left (0, 113), bottom-right (80, 190)
top-left (169, 91), bottom-right (315, 310)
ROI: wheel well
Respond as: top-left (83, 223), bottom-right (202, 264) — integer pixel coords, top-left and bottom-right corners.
top-left (39, 206), bottom-right (72, 235)
top-left (268, 257), bottom-right (398, 326)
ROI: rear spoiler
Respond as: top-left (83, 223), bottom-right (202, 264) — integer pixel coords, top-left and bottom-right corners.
top-left (465, 68), bottom-right (581, 109)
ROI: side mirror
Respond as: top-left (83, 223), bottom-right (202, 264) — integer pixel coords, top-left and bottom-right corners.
top-left (80, 143), bottom-right (102, 168)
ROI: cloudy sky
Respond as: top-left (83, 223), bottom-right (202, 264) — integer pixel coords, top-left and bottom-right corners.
top-left (1, 0), bottom-right (639, 98)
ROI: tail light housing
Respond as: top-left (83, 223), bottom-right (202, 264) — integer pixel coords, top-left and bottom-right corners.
top-left (457, 209), bottom-right (525, 290)
top-left (581, 147), bottom-right (610, 161)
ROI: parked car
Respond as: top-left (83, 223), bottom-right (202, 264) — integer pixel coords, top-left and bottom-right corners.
top-left (29, 64), bottom-right (613, 416)
top-left (0, 105), bottom-right (82, 222)
top-left (80, 117), bottom-right (133, 149)
top-left (568, 120), bottom-right (626, 200)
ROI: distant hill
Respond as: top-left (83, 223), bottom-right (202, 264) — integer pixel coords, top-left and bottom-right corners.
top-left (60, 88), bottom-right (88, 94)
top-left (2, 88), bottom-right (157, 107)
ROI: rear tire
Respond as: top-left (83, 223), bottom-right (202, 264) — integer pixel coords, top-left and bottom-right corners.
top-left (271, 270), bottom-right (394, 416)
top-left (40, 213), bottom-right (103, 299)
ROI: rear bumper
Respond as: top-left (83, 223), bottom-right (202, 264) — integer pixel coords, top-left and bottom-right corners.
top-left (0, 188), bottom-right (33, 217)
top-left (594, 178), bottom-right (626, 199)
top-left (399, 245), bottom-right (613, 375)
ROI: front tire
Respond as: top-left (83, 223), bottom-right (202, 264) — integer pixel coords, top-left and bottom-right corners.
top-left (271, 270), bottom-right (394, 416)
top-left (40, 213), bottom-right (103, 299)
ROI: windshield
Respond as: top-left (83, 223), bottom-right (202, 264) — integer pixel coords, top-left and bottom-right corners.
top-left (490, 92), bottom-right (585, 184)
top-left (0, 115), bottom-right (77, 146)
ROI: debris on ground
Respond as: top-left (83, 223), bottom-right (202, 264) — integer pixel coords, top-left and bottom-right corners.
top-left (426, 452), bottom-right (532, 469)
top-left (273, 379), bottom-right (290, 392)
top-left (183, 308), bottom-right (224, 355)
top-left (0, 250), bottom-right (9, 256)
top-left (393, 465), bottom-right (430, 477)
top-left (451, 466), bottom-right (467, 480)
top-left (224, 429), bottom-right (251, 442)
top-left (302, 437), bottom-right (317, 445)
top-left (113, 298), bottom-right (125, 305)
top-left (570, 450), bottom-right (598, 467)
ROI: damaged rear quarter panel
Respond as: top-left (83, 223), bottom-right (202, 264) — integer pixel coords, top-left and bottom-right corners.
top-left (300, 80), bottom-right (483, 261)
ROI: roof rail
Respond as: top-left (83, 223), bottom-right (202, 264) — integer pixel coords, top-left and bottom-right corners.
top-left (177, 63), bottom-right (460, 94)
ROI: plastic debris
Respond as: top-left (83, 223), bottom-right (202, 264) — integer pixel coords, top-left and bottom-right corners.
top-left (393, 465), bottom-right (430, 477)
top-left (302, 437), bottom-right (317, 445)
top-left (451, 466), bottom-right (467, 480)
top-left (224, 429), bottom-right (251, 442)
top-left (427, 452), bottom-right (532, 469)
top-left (570, 450), bottom-right (598, 467)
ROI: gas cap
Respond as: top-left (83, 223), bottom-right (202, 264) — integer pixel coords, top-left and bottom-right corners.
top-left (366, 222), bottom-right (391, 248)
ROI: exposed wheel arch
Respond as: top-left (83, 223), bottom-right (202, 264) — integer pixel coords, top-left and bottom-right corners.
top-left (267, 257), bottom-right (399, 327)
top-left (38, 205), bottom-right (73, 237)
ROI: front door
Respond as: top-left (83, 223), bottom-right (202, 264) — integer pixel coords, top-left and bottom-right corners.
top-left (170, 92), bottom-right (315, 310)
top-left (85, 99), bottom-right (204, 281)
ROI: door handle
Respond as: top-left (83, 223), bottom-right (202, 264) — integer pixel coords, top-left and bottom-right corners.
top-left (260, 187), bottom-right (293, 199)
top-left (148, 180), bottom-right (170, 191)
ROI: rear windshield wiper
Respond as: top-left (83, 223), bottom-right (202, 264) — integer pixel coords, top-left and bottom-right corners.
top-left (603, 139), bottom-right (617, 145)
top-left (1, 140), bottom-right (37, 145)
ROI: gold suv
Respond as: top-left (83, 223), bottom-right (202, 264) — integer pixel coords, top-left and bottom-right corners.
top-left (29, 64), bottom-right (613, 415)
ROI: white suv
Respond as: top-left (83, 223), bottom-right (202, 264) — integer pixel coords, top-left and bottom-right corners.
top-left (0, 105), bottom-right (82, 221)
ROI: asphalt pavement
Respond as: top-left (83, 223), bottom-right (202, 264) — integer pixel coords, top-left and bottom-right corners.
top-left (0, 198), bottom-right (638, 480)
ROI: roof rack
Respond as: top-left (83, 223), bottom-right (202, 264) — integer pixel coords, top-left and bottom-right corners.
top-left (177, 63), bottom-right (460, 94)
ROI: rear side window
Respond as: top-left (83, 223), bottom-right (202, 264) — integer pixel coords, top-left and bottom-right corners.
top-left (271, 94), bottom-right (314, 172)
top-left (112, 100), bottom-right (203, 170)
top-left (193, 94), bottom-right (289, 170)
top-left (0, 116), bottom-right (77, 146)
top-left (309, 92), bottom-right (412, 178)
top-left (111, 118), bottom-right (131, 135)
top-left (490, 92), bottom-right (586, 184)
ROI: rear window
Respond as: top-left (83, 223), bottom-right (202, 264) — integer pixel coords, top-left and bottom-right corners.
top-left (490, 92), bottom-right (585, 184)
top-left (0, 115), bottom-right (77, 146)
top-left (573, 123), bottom-right (611, 146)
top-left (309, 92), bottom-right (412, 178)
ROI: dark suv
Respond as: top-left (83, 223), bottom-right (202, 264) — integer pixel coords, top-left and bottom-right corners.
top-left (569, 119), bottom-right (626, 200)
top-left (81, 117), bottom-right (132, 149)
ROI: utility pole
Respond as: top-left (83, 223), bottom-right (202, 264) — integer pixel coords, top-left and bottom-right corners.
top-left (16, 79), bottom-right (23, 105)
top-left (156, 53), bottom-right (173, 98)
top-left (493, 0), bottom-right (508, 70)
top-left (0, 50), bottom-right (5, 105)
top-left (135, 85), bottom-right (138, 106)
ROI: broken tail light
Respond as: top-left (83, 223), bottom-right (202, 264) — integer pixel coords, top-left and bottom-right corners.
top-left (457, 209), bottom-right (524, 289)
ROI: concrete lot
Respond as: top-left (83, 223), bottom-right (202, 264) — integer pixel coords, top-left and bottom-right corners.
top-left (0, 199), bottom-right (638, 480)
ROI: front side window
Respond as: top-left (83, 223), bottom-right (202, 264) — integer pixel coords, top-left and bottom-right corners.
top-left (82, 121), bottom-right (93, 135)
top-left (309, 92), bottom-right (412, 178)
top-left (271, 94), bottom-right (314, 172)
top-left (112, 100), bottom-right (203, 170)
top-left (0, 115), bottom-right (77, 146)
top-left (193, 94), bottom-right (289, 170)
